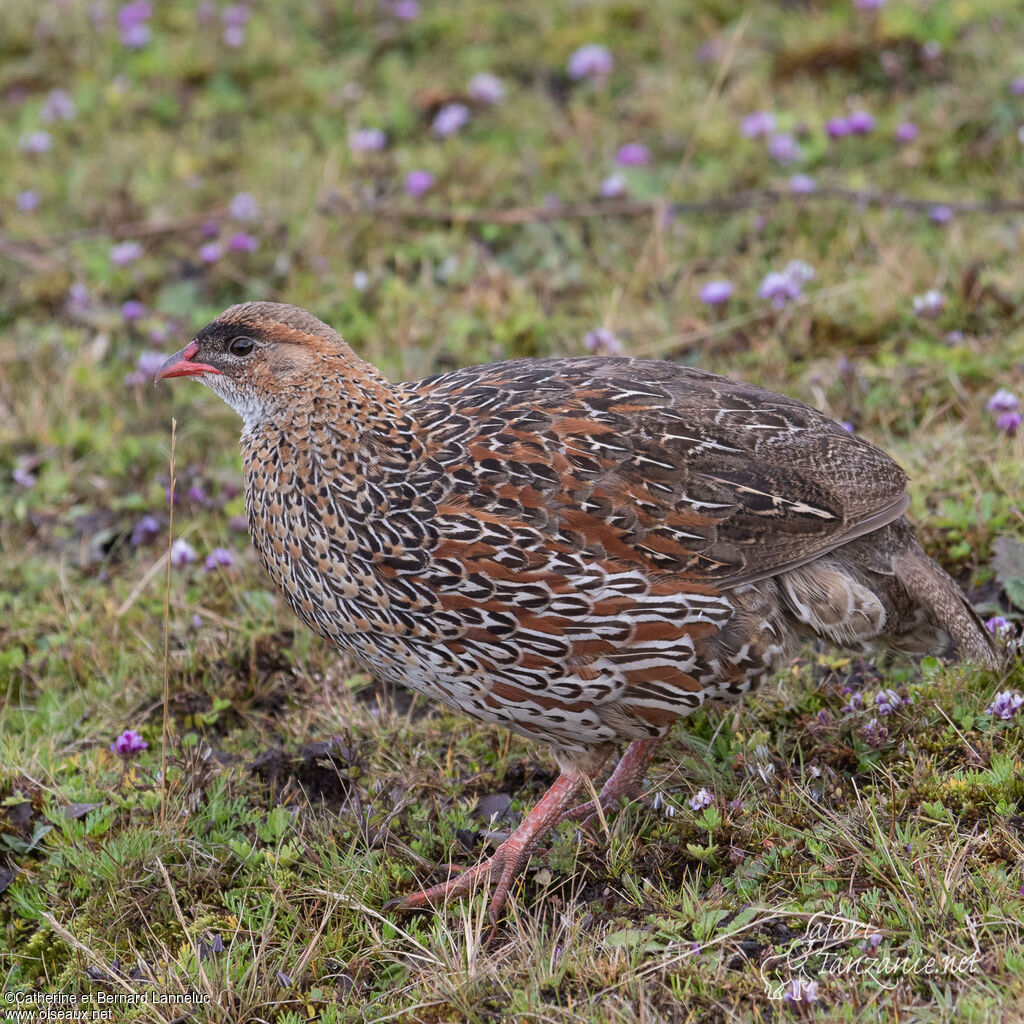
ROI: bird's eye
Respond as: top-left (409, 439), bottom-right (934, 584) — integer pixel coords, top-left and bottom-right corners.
top-left (228, 336), bottom-right (255, 357)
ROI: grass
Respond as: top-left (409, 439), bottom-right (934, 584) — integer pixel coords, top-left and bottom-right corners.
top-left (2, 0), bottom-right (1024, 1020)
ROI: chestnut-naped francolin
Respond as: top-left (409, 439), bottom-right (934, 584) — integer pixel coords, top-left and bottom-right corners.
top-left (157, 302), bottom-right (996, 925)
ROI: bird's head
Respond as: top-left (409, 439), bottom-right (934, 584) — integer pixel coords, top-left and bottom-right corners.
top-left (155, 302), bottom-right (351, 427)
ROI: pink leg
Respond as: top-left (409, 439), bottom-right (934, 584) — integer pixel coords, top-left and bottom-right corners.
top-left (384, 769), bottom-right (586, 930)
top-left (557, 737), bottom-right (662, 824)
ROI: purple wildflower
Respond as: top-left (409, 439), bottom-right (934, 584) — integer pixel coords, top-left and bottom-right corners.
top-left (783, 979), bottom-right (819, 1005)
top-left (599, 173), bottom-right (627, 198)
top-left (841, 692), bottom-right (864, 715)
top-left (921, 40), bottom-right (942, 62)
top-left (124, 351), bottom-right (166, 386)
top-left (861, 717), bottom-right (887, 745)
top-left (826, 116), bottom-right (852, 139)
top-left (12, 466), bottom-right (36, 489)
top-left (228, 191), bottom-right (259, 220)
top-left (1011, 77), bottom-right (1024, 97)
top-left (467, 72), bottom-right (505, 105)
top-left (616, 142), bottom-right (650, 167)
top-left (788, 173), bottom-right (817, 193)
top-left (874, 688), bottom-right (909, 716)
top-left (198, 242), bottom-right (222, 264)
top-left (688, 788), bottom-right (714, 812)
top-left (840, 421), bottom-right (854, 432)
top-left (20, 131), bottom-right (52, 154)
top-left (130, 514), bottom-right (161, 547)
top-left (929, 204), bottom-right (953, 225)
top-left (997, 412), bottom-right (1022, 435)
top-left (192, 613), bottom-right (203, 629)
top-left (121, 300), bottom-right (147, 322)
top-left (228, 514), bottom-right (248, 532)
top-left (912, 289), bottom-right (944, 318)
top-left (759, 271), bottom-right (802, 308)
top-left (67, 283), bottom-right (91, 313)
top-left (16, 191), bottom-right (40, 212)
top-left (854, 0), bottom-right (886, 9)
top-left (227, 231), bottom-right (258, 252)
top-left (110, 729), bottom-right (148, 758)
top-left (987, 388), bottom-right (1020, 413)
top-left (847, 110), bottom-right (876, 134)
top-left (741, 111), bottom-right (776, 139)
top-left (784, 260), bottom-right (816, 285)
top-left (567, 43), bottom-right (614, 81)
top-left (41, 88), bottom-right (76, 123)
top-left (768, 132), bottom-right (802, 164)
top-left (169, 538), bottom-right (197, 568)
top-left (860, 932), bottom-right (884, 953)
top-left (699, 280), bottom-right (734, 306)
top-left (404, 170), bottom-right (435, 198)
top-left (205, 547), bottom-right (234, 571)
top-left (391, 0), bottom-right (420, 19)
top-left (187, 484), bottom-right (206, 504)
top-left (986, 691), bottom-right (1024, 720)
top-left (895, 121), bottom-right (919, 143)
top-left (222, 4), bottom-right (250, 47)
top-left (110, 240), bottom-right (143, 266)
top-left (118, 2), bottom-right (153, 48)
top-left (432, 103), bottom-right (470, 138)
top-left (584, 327), bottom-right (623, 356)
top-left (986, 615), bottom-right (1011, 636)
top-left (349, 127), bottom-right (387, 152)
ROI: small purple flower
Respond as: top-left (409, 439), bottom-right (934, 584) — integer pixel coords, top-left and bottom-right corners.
top-left (567, 43), bottom-right (614, 81)
top-left (432, 103), bottom-right (470, 138)
top-left (584, 327), bottom-right (623, 356)
top-left (741, 111), bottom-right (776, 139)
top-left (227, 231), bottom-right (258, 253)
top-left (861, 717), bottom-right (887, 745)
top-left (349, 127), bottom-right (387, 152)
top-left (191, 613), bottom-right (203, 629)
top-left (130, 514), bottom-right (161, 546)
top-left (688, 788), bottom-right (714, 812)
top-left (997, 412), bottom-right (1022, 436)
top-left (895, 121), bottom-right (919, 143)
top-left (759, 271), bottom-right (802, 308)
top-left (198, 242), bottom-right (222, 264)
top-left (20, 131), bottom-right (53, 154)
top-left (121, 300), bottom-right (147, 322)
top-left (228, 192), bottom-right (259, 221)
top-left (699, 280), bottom-right (734, 306)
top-left (110, 729), bottom-right (148, 758)
top-left (467, 72), bottom-right (505, 105)
top-left (16, 191), bottom-right (40, 212)
top-left (1011, 77), bottom-right (1024, 97)
top-left (854, 0), bottom-right (886, 9)
top-left (912, 289), bottom-right (944, 318)
top-left (986, 616), bottom-right (1011, 636)
top-left (110, 240), bottom-right (143, 266)
top-left (599, 173), bottom-right (627, 198)
top-left (124, 350), bottom-right (166, 386)
top-left (120, 22), bottom-right (151, 47)
top-left (859, 931), bottom-right (884, 953)
top-left (783, 979), bottom-right (819, 1005)
top-left (67, 283), bottom-right (91, 313)
top-left (841, 692), bottom-right (864, 715)
top-left (228, 514), bottom-right (248, 532)
top-left (616, 142), bottom-right (650, 167)
top-left (768, 132), bottom-right (802, 164)
top-left (205, 547), bottom-right (234, 571)
top-left (784, 259), bottom-right (816, 285)
top-left (41, 88), bottom-right (76, 123)
top-left (987, 388), bottom-right (1020, 413)
top-left (874, 688), bottom-right (909, 716)
top-left (826, 116), bottom-right (852, 140)
top-left (223, 23), bottom-right (246, 47)
top-left (840, 421), bottom-right (854, 432)
top-left (404, 169), bottom-right (435, 199)
top-left (118, 3), bottom-right (154, 49)
top-left (847, 110), bottom-right (876, 134)
top-left (170, 538), bottom-right (197, 568)
top-left (929, 204), bottom-right (953, 225)
top-left (921, 40), bottom-right (942, 62)
top-left (391, 0), bottom-right (420, 19)
top-left (187, 484), bottom-right (206, 504)
top-left (986, 690), bottom-right (1024, 720)
top-left (788, 173), bottom-right (817, 194)
top-left (12, 466), bottom-right (36, 489)
top-left (222, 4), bottom-right (250, 27)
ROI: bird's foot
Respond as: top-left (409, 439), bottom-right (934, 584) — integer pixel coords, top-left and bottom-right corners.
top-left (556, 737), bottom-right (662, 830)
top-left (384, 769), bottom-right (586, 934)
